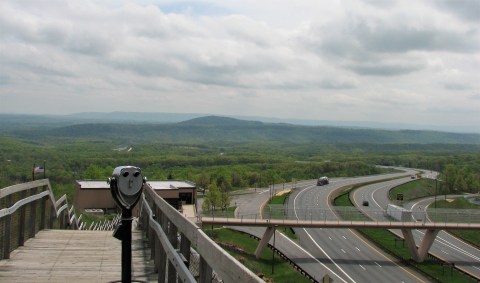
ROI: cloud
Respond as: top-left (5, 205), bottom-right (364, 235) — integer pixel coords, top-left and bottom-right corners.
top-left (433, 0), bottom-right (480, 22)
top-left (0, 0), bottom-right (478, 131)
top-left (444, 83), bottom-right (470, 91)
top-left (348, 62), bottom-right (423, 76)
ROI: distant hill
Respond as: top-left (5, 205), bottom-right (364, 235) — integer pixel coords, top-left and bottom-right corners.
top-left (44, 116), bottom-right (480, 144)
top-left (1, 114), bottom-right (479, 145)
top-left (66, 112), bottom-right (204, 124)
top-left (178, 116), bottom-right (263, 126)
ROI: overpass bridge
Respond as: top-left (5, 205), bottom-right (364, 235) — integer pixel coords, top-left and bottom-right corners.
top-left (199, 205), bottom-right (480, 263)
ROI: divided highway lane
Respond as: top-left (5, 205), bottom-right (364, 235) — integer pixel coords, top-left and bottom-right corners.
top-left (288, 172), bottom-right (429, 283)
top-left (352, 179), bottom-right (480, 280)
top-left (227, 180), bottom-right (354, 282)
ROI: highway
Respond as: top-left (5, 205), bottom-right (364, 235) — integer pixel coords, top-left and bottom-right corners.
top-left (209, 168), bottom-right (479, 282)
top-left (352, 177), bottom-right (480, 279)
top-left (287, 172), bottom-right (429, 283)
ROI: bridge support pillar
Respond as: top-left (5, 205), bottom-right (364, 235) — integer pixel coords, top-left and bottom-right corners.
top-left (401, 228), bottom-right (439, 262)
top-left (254, 226), bottom-right (275, 259)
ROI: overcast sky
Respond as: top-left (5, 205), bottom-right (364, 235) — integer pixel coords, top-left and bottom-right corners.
top-left (1, 0), bottom-right (479, 131)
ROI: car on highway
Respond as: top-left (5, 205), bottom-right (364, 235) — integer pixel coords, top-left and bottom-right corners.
top-left (317, 176), bottom-right (329, 186)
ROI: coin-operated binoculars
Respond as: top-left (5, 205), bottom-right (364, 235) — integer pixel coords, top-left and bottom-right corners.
top-left (108, 166), bottom-right (146, 283)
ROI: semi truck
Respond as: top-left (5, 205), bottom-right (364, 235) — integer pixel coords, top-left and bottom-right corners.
top-left (386, 204), bottom-right (412, 221)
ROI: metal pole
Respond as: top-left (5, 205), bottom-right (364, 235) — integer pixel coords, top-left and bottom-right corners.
top-left (435, 178), bottom-right (437, 208)
top-left (121, 209), bottom-right (133, 283)
top-left (271, 226), bottom-right (276, 274)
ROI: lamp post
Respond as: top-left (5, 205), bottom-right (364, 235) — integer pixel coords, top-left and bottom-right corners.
top-left (271, 225), bottom-right (277, 274)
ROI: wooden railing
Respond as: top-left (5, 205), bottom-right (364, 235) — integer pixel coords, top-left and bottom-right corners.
top-left (139, 185), bottom-right (263, 283)
top-left (0, 179), bottom-right (78, 260)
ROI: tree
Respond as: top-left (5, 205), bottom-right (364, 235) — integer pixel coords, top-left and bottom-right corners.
top-left (204, 182), bottom-right (221, 211)
top-left (220, 185), bottom-right (231, 210)
top-left (442, 164), bottom-right (457, 194)
top-left (201, 197), bottom-right (211, 212)
top-left (195, 172), bottom-right (210, 191)
top-left (84, 164), bottom-right (104, 179)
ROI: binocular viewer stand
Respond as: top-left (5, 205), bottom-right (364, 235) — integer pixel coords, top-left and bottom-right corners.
top-left (109, 209), bottom-right (147, 283)
top-left (108, 166), bottom-right (147, 283)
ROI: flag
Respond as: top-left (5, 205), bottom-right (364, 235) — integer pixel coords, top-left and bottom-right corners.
top-left (33, 166), bottom-right (45, 173)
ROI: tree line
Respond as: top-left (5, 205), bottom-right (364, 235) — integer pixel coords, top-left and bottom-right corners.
top-left (1, 136), bottom-right (479, 204)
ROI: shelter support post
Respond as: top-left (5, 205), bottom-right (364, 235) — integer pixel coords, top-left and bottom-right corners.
top-left (254, 226), bottom-right (275, 259)
top-left (401, 228), bottom-right (440, 262)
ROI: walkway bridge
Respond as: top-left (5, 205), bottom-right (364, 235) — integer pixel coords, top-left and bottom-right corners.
top-left (199, 205), bottom-right (480, 263)
top-left (0, 180), bottom-right (263, 282)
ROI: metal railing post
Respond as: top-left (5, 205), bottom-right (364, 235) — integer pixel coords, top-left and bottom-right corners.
top-left (18, 190), bottom-right (27, 247)
top-left (167, 221), bottom-right (178, 282)
top-left (180, 233), bottom-right (191, 267)
top-left (3, 195), bottom-right (12, 259)
top-left (40, 195), bottom-right (47, 230)
top-left (155, 235), bottom-right (166, 283)
top-left (198, 256), bottom-right (213, 283)
top-left (28, 188), bottom-right (38, 237)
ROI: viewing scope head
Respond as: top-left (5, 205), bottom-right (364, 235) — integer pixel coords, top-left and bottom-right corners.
top-left (107, 166), bottom-right (146, 210)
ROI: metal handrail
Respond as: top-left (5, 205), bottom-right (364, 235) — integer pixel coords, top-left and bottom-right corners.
top-left (140, 186), bottom-right (263, 282)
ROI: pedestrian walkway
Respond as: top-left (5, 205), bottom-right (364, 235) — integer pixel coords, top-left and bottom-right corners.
top-left (0, 229), bottom-right (156, 283)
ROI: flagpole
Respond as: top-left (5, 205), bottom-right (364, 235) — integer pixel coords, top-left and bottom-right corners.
top-left (32, 162), bottom-right (35, 181)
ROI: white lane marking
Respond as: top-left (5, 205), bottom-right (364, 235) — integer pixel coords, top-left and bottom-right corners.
top-left (415, 229), bottom-right (480, 262)
top-left (472, 265), bottom-right (480, 271)
top-left (375, 262), bottom-right (381, 267)
top-left (359, 181), bottom-right (480, 267)
top-left (329, 236), bottom-right (332, 240)
top-left (341, 249), bottom-right (346, 254)
top-left (370, 185), bottom-right (387, 208)
top-left (441, 250), bottom-right (449, 255)
top-left (359, 264), bottom-right (366, 271)
top-left (342, 236), bottom-right (347, 240)
top-left (355, 247), bottom-right (360, 252)
top-left (276, 232), bottom-right (349, 283)
top-left (294, 185), bottom-right (356, 283)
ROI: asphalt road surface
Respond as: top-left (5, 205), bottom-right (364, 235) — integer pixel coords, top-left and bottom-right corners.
top-left (288, 172), bottom-right (429, 283)
top-left (352, 177), bottom-right (480, 280)
top-left (199, 169), bottom-right (439, 282)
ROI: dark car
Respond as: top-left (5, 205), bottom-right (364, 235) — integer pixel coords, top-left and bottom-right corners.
top-left (317, 176), bottom-right (329, 186)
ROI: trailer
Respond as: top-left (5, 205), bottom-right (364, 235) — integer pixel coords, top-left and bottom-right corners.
top-left (386, 204), bottom-right (412, 221)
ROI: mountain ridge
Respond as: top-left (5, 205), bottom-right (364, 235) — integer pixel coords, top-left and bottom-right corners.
top-left (1, 112), bottom-right (477, 134)
top-left (1, 114), bottom-right (479, 145)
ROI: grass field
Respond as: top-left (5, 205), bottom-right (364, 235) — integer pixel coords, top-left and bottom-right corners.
top-left (389, 178), bottom-right (436, 201)
top-left (265, 191), bottom-right (297, 239)
top-left (204, 227), bottom-right (311, 283)
top-left (428, 197), bottom-right (480, 246)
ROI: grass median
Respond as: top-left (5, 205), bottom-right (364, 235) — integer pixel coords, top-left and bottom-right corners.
top-left (203, 226), bottom-right (312, 282)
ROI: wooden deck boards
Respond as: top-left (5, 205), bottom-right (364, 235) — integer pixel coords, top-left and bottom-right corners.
top-left (0, 229), bottom-right (157, 283)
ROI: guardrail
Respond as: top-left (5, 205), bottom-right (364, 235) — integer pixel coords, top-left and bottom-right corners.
top-left (139, 185), bottom-right (263, 283)
top-left (0, 179), bottom-right (80, 260)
